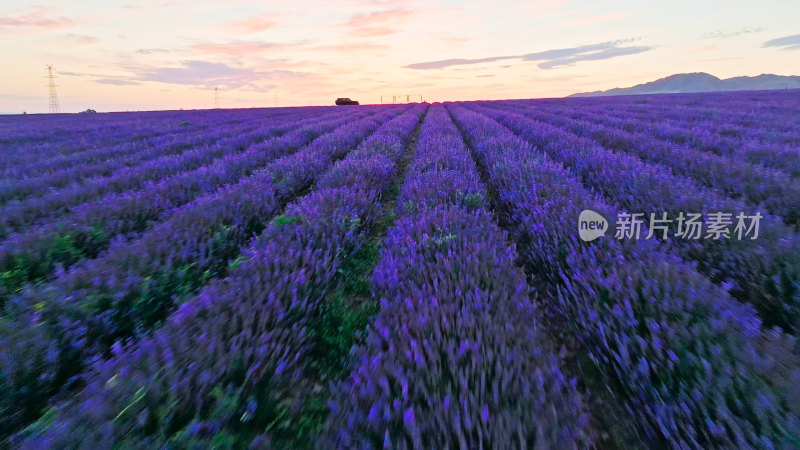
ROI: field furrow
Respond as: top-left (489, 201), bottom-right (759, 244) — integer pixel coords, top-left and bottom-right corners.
top-left (324, 104), bottom-right (587, 448)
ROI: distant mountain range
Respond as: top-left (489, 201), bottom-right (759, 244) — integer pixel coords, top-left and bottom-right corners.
top-left (569, 72), bottom-right (800, 97)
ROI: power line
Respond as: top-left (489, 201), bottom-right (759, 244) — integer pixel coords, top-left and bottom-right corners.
top-left (380, 94), bottom-right (424, 104)
top-left (46, 65), bottom-right (60, 113)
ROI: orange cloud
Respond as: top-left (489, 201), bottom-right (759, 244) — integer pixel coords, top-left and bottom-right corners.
top-left (225, 14), bottom-right (279, 33)
top-left (348, 26), bottom-right (397, 37)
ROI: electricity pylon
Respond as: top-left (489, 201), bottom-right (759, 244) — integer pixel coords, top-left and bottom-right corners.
top-left (46, 65), bottom-right (60, 113)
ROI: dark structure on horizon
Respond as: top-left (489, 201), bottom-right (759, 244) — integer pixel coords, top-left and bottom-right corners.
top-left (335, 97), bottom-right (359, 105)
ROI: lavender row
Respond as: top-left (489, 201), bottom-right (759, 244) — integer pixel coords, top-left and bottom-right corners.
top-left (0, 109), bottom-right (221, 143)
top-left (447, 102), bottom-right (800, 448)
top-left (1, 125), bottom-right (202, 175)
top-left (577, 100), bottom-right (800, 144)
top-left (512, 99), bottom-right (800, 178)
top-left (13, 105), bottom-right (427, 447)
top-left (0, 106), bottom-right (405, 439)
top-left (325, 104), bottom-right (588, 448)
top-left (0, 107), bottom-right (287, 141)
top-left (468, 103), bottom-right (800, 334)
top-left (0, 122), bottom-right (273, 234)
top-left (0, 108), bottom-right (332, 182)
top-left (0, 111), bottom-right (250, 173)
top-left (0, 118), bottom-right (196, 168)
top-left (0, 107), bottom-right (312, 169)
top-left (511, 96), bottom-right (799, 146)
top-left (558, 91), bottom-right (800, 137)
top-left (487, 102), bottom-right (800, 226)
top-left (0, 109), bottom-right (368, 306)
top-left (504, 96), bottom-right (798, 148)
top-left (0, 123), bottom-right (269, 208)
top-left (506, 94), bottom-right (799, 153)
top-left (0, 109), bottom-right (337, 203)
top-left (0, 115), bottom-right (327, 238)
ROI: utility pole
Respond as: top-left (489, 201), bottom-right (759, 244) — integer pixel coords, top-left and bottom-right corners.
top-left (214, 86), bottom-right (220, 108)
top-left (46, 65), bottom-right (60, 113)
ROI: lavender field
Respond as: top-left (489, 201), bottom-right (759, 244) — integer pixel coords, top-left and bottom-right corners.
top-left (1, 90), bottom-right (800, 448)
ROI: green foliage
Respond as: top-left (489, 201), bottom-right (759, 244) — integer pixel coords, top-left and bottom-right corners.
top-left (45, 234), bottom-right (83, 267)
top-left (0, 224), bottom-right (111, 307)
top-left (463, 192), bottom-right (485, 211)
top-left (84, 224), bottom-right (242, 346)
top-left (1, 256), bottom-right (29, 305)
top-left (309, 241), bottom-right (378, 346)
top-left (342, 215), bottom-right (361, 231)
top-left (283, 190), bottom-right (404, 446)
top-left (19, 407), bottom-right (57, 439)
top-left (272, 214), bottom-right (300, 227)
top-left (283, 241), bottom-right (380, 447)
top-left (227, 256), bottom-right (248, 271)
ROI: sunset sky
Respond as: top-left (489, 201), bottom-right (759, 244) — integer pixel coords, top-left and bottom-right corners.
top-left (1, 0), bottom-right (799, 113)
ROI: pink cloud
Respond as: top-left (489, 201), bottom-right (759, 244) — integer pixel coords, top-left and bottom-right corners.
top-left (135, 60), bottom-right (305, 89)
top-left (190, 41), bottom-right (286, 57)
top-left (532, 0), bottom-right (573, 9)
top-left (337, 9), bottom-right (413, 37)
top-left (122, 2), bottom-right (177, 11)
top-left (435, 34), bottom-right (471, 44)
top-left (341, 9), bottom-right (413, 28)
top-left (66, 34), bottom-right (99, 45)
top-left (348, 26), bottom-right (397, 37)
top-left (563, 11), bottom-right (631, 28)
top-left (307, 42), bottom-right (390, 52)
top-left (0, 6), bottom-right (75, 30)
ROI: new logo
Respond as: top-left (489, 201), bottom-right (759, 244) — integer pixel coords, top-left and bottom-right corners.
top-left (578, 209), bottom-right (608, 242)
